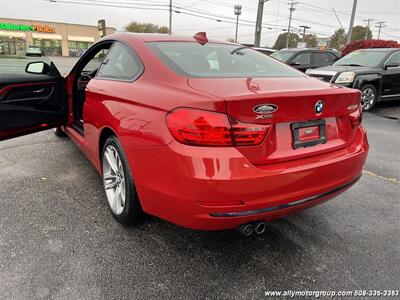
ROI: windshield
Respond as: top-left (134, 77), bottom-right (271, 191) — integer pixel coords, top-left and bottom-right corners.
top-left (270, 50), bottom-right (295, 62)
top-left (334, 50), bottom-right (388, 67)
top-left (147, 42), bottom-right (302, 78)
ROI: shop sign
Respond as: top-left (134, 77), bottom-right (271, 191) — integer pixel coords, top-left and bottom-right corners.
top-left (0, 22), bottom-right (56, 33)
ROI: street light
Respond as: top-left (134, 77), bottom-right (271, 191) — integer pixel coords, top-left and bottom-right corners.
top-left (234, 5), bottom-right (242, 43)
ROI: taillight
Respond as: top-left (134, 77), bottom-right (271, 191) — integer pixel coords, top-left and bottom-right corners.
top-left (166, 108), bottom-right (270, 147)
top-left (349, 106), bottom-right (362, 128)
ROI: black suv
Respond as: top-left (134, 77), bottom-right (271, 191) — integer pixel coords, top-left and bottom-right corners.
top-left (307, 48), bottom-right (400, 111)
top-left (271, 48), bottom-right (341, 72)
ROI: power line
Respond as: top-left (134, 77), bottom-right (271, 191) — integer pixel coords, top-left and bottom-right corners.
top-left (46, 0), bottom-right (398, 43)
top-left (47, 0), bottom-right (287, 32)
top-left (332, 8), bottom-right (344, 30)
top-left (46, 0), bottom-right (169, 11)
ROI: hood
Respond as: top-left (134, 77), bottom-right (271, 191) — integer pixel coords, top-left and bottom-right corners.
top-left (309, 65), bottom-right (379, 74)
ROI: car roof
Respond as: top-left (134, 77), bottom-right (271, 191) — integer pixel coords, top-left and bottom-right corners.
top-left (278, 48), bottom-right (338, 52)
top-left (109, 32), bottom-right (235, 45)
top-left (355, 48), bottom-right (400, 52)
top-left (252, 47), bottom-right (276, 52)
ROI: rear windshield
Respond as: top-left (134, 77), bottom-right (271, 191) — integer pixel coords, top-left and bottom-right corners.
top-left (333, 50), bottom-right (388, 67)
top-left (147, 42), bottom-right (302, 78)
top-left (270, 50), bottom-right (296, 62)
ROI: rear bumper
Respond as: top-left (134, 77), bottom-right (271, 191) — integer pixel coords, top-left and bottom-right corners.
top-left (209, 175), bottom-right (360, 217)
top-left (126, 126), bottom-right (369, 230)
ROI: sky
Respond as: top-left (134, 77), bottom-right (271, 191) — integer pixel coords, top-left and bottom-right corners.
top-left (1, 0), bottom-right (399, 47)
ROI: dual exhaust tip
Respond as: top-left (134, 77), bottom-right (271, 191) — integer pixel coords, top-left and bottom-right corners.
top-left (237, 221), bottom-right (267, 236)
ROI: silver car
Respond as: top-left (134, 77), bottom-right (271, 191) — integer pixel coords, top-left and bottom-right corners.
top-left (26, 45), bottom-right (42, 57)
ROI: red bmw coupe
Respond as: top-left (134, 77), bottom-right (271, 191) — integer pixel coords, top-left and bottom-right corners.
top-left (0, 33), bottom-right (368, 235)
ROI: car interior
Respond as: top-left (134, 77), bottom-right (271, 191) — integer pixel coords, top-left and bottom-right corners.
top-left (71, 42), bottom-right (113, 133)
top-left (0, 61), bottom-right (66, 136)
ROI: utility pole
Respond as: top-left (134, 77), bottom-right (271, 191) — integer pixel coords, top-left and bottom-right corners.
top-left (234, 5), bottom-right (242, 43)
top-left (375, 21), bottom-right (386, 39)
top-left (363, 18), bottom-right (374, 39)
top-left (346, 0), bottom-right (358, 44)
top-left (254, 0), bottom-right (269, 47)
top-left (286, 0), bottom-right (298, 49)
top-left (299, 25), bottom-right (310, 41)
top-left (169, 0), bottom-right (172, 35)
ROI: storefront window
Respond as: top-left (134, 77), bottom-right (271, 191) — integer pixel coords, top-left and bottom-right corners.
top-left (32, 38), bottom-right (62, 56)
top-left (0, 37), bottom-right (25, 55)
top-left (68, 41), bottom-right (93, 57)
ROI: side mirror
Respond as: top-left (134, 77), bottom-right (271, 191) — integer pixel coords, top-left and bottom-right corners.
top-left (25, 61), bottom-right (49, 74)
top-left (385, 62), bottom-right (400, 69)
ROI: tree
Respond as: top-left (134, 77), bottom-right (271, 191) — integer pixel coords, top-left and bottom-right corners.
top-left (342, 39), bottom-right (400, 55)
top-left (124, 21), bottom-right (169, 34)
top-left (304, 34), bottom-right (317, 48)
top-left (351, 25), bottom-right (372, 41)
top-left (330, 26), bottom-right (373, 50)
top-left (273, 32), bottom-right (300, 50)
top-left (330, 28), bottom-right (347, 50)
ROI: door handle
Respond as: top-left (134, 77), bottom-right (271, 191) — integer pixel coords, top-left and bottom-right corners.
top-left (33, 88), bottom-right (45, 93)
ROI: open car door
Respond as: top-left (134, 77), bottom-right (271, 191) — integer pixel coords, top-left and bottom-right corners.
top-left (0, 60), bottom-right (67, 141)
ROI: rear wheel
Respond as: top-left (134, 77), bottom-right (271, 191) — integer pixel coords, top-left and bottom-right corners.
top-left (54, 127), bottom-right (67, 137)
top-left (361, 84), bottom-right (378, 111)
top-left (102, 136), bottom-right (142, 225)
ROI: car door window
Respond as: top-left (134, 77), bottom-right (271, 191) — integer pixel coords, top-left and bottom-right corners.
top-left (386, 52), bottom-right (400, 66)
top-left (97, 43), bottom-right (142, 81)
top-left (83, 49), bottom-right (110, 73)
top-left (312, 52), bottom-right (333, 65)
top-left (291, 53), bottom-right (311, 65)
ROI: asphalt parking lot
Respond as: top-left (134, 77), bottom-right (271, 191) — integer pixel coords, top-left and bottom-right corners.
top-left (0, 58), bottom-right (399, 299)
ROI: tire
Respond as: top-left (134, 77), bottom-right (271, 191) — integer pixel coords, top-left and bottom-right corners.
top-left (102, 136), bottom-right (142, 225)
top-left (360, 84), bottom-right (378, 111)
top-left (54, 127), bottom-right (67, 137)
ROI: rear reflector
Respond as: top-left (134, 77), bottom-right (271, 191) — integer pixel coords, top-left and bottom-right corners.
top-left (166, 108), bottom-right (270, 146)
top-left (230, 120), bottom-right (271, 146)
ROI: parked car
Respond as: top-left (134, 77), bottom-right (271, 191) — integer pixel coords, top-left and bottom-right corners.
top-left (271, 48), bottom-right (341, 72)
top-left (0, 33), bottom-right (368, 235)
top-left (252, 47), bottom-right (276, 56)
top-left (26, 45), bottom-right (42, 57)
top-left (306, 48), bottom-right (400, 111)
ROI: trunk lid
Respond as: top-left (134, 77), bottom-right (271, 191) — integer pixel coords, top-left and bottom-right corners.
top-left (188, 77), bottom-right (361, 165)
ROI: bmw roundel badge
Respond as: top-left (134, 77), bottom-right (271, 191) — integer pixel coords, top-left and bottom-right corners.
top-left (315, 100), bottom-right (324, 114)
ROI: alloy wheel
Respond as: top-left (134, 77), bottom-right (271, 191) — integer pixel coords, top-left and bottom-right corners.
top-left (102, 145), bottom-right (126, 215)
top-left (361, 87), bottom-right (376, 111)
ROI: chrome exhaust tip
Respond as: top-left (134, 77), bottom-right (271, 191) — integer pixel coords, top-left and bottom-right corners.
top-left (237, 223), bottom-right (254, 237)
top-left (254, 221), bottom-right (266, 235)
